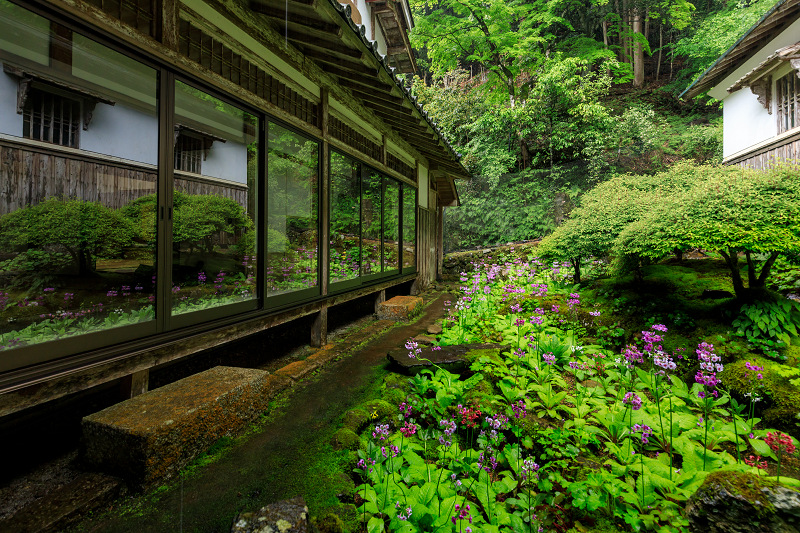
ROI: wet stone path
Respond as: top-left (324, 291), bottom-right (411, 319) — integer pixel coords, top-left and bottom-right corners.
top-left (72, 290), bottom-right (453, 533)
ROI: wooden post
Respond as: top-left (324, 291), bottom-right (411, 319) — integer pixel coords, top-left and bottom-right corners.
top-left (120, 369), bottom-right (149, 399)
top-left (311, 305), bottom-right (328, 347)
top-left (160, 0), bottom-right (180, 52)
top-left (375, 289), bottom-right (386, 314)
top-left (436, 204), bottom-right (444, 281)
top-left (320, 88), bottom-right (330, 296)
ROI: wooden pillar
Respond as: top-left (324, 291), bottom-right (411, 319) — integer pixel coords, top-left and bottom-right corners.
top-left (160, 0), bottom-right (180, 52)
top-left (375, 289), bottom-right (386, 314)
top-left (436, 204), bottom-right (444, 281)
top-left (311, 305), bottom-right (328, 347)
top-left (120, 369), bottom-right (149, 399)
top-left (320, 88), bottom-right (330, 296)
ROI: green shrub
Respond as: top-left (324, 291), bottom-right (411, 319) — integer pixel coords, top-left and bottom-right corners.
top-left (732, 300), bottom-right (800, 361)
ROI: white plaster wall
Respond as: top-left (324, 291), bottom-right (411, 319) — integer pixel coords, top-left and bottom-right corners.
top-left (355, 0), bottom-right (372, 39)
top-left (723, 87), bottom-right (776, 158)
top-left (418, 165), bottom-right (429, 208)
top-left (0, 72), bottom-right (23, 136)
top-left (81, 103), bottom-right (158, 165)
top-left (202, 141), bottom-right (248, 183)
top-left (374, 22), bottom-right (388, 57)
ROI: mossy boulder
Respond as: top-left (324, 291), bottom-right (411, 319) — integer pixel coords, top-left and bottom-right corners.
top-left (685, 470), bottom-right (800, 532)
top-left (380, 374), bottom-right (410, 406)
top-left (331, 428), bottom-right (362, 451)
top-left (341, 409), bottom-right (369, 432)
top-left (313, 513), bottom-right (345, 533)
top-left (720, 356), bottom-right (800, 430)
top-left (359, 399), bottom-right (396, 421)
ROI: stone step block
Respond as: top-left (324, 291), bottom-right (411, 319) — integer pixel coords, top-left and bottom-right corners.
top-left (376, 295), bottom-right (423, 321)
top-left (82, 366), bottom-right (275, 489)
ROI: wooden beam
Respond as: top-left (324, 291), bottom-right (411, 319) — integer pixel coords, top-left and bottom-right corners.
top-left (302, 48), bottom-right (371, 72)
top-left (251, 5), bottom-right (341, 35)
top-left (300, 45), bottom-right (365, 64)
top-left (319, 58), bottom-right (379, 76)
top-left (362, 99), bottom-right (413, 116)
top-left (349, 87), bottom-right (405, 107)
top-left (336, 77), bottom-right (400, 99)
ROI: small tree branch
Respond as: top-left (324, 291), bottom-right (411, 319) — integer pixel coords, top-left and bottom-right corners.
top-left (756, 252), bottom-right (781, 287)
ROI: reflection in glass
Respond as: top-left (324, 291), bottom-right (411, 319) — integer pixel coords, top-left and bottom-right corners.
top-left (267, 122), bottom-right (318, 296)
top-left (171, 81), bottom-right (258, 314)
top-left (361, 171), bottom-right (382, 276)
top-left (383, 179), bottom-right (400, 272)
top-left (330, 152), bottom-right (360, 284)
top-left (402, 185), bottom-right (416, 270)
top-left (0, 1), bottom-right (157, 352)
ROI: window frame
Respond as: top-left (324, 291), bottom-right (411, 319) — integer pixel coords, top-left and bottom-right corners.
top-left (777, 71), bottom-right (800, 135)
top-left (263, 117), bottom-right (323, 309)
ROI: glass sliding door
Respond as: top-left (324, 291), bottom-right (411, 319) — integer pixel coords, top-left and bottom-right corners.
top-left (0, 0), bottom-right (158, 367)
top-left (171, 81), bottom-right (258, 318)
top-left (402, 184), bottom-right (417, 273)
top-left (361, 170), bottom-right (383, 278)
top-left (383, 178), bottom-right (400, 273)
top-left (330, 151), bottom-right (361, 287)
top-left (267, 122), bottom-right (319, 300)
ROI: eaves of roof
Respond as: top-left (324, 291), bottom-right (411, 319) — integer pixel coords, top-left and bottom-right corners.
top-left (681, 0), bottom-right (800, 99)
top-left (251, 0), bottom-right (469, 206)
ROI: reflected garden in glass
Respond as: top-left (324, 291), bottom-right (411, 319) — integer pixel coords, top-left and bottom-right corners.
top-left (267, 122), bottom-right (319, 296)
top-left (0, 1), bottom-right (158, 351)
top-left (170, 81), bottom-right (259, 315)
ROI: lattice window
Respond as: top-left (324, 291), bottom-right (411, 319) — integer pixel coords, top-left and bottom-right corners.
top-left (84, 0), bottom-right (157, 37)
top-left (178, 19), bottom-right (319, 128)
top-left (777, 72), bottom-right (800, 134)
top-left (329, 117), bottom-right (382, 161)
top-left (22, 89), bottom-right (80, 147)
top-left (174, 131), bottom-right (203, 174)
top-left (386, 153), bottom-right (415, 181)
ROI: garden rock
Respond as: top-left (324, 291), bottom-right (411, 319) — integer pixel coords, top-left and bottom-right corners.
top-left (685, 471), bottom-right (800, 532)
top-left (413, 334), bottom-right (437, 345)
top-left (376, 296), bottom-right (423, 321)
top-left (387, 343), bottom-right (505, 375)
top-left (427, 323), bottom-right (443, 335)
top-left (231, 496), bottom-right (309, 533)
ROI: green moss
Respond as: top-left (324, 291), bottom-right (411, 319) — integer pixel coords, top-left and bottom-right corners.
top-left (331, 428), bottom-right (363, 451)
top-left (566, 516), bottom-right (620, 532)
top-left (463, 348), bottom-right (505, 364)
top-left (313, 512), bottom-right (346, 533)
top-left (341, 409), bottom-right (369, 432)
top-left (700, 471), bottom-right (778, 517)
top-left (721, 356), bottom-right (800, 429)
top-left (360, 399), bottom-right (396, 421)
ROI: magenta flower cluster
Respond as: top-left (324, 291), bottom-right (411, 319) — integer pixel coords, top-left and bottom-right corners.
top-left (623, 392), bottom-right (642, 411)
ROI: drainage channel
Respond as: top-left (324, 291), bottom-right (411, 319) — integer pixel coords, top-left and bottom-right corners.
top-left (68, 290), bottom-right (454, 533)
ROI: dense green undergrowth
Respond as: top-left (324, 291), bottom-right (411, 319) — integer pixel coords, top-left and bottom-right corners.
top-left (341, 253), bottom-right (800, 532)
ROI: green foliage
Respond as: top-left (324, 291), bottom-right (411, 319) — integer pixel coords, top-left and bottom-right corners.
top-left (536, 161), bottom-right (703, 264)
top-left (732, 300), bottom-right (800, 360)
top-left (0, 197), bottom-right (134, 275)
top-left (124, 192), bottom-right (253, 255)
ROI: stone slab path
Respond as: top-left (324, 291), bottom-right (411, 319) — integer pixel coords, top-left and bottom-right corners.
top-left (70, 290), bottom-right (454, 533)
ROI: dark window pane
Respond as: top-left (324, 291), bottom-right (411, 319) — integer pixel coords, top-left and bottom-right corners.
top-left (267, 122), bottom-right (318, 296)
top-left (402, 185), bottom-right (416, 270)
top-left (361, 171), bottom-right (382, 276)
top-left (172, 81), bottom-right (258, 314)
top-left (383, 178), bottom-right (400, 272)
top-left (0, 2), bottom-right (157, 353)
top-left (330, 151), bottom-right (360, 284)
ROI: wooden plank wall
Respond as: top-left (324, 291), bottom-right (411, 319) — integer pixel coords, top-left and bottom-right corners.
top-left (0, 141), bottom-right (248, 215)
top-left (417, 206), bottom-right (436, 289)
top-left (734, 138), bottom-right (800, 170)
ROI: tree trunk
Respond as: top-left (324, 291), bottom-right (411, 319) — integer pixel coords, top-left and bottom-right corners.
top-left (572, 257), bottom-right (581, 284)
top-left (656, 24), bottom-right (663, 80)
top-left (632, 9), bottom-right (644, 87)
top-left (720, 249), bottom-right (780, 302)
